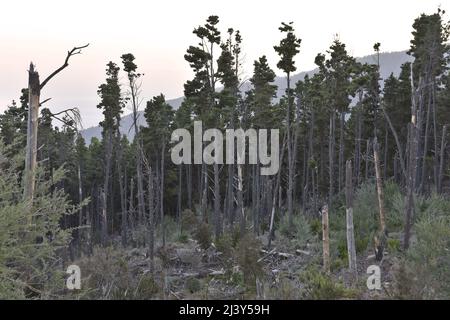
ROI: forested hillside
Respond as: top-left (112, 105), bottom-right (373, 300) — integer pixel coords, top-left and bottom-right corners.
top-left (1, 10), bottom-right (450, 300)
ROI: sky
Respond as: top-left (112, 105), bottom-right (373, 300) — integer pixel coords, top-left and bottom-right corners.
top-left (0, 0), bottom-right (448, 128)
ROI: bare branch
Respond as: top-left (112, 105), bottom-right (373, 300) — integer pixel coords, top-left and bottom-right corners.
top-left (39, 97), bottom-right (52, 106)
top-left (49, 107), bottom-right (83, 130)
top-left (40, 44), bottom-right (89, 90)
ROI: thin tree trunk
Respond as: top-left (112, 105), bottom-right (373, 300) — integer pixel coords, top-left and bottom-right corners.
top-left (381, 106), bottom-right (407, 180)
top-left (365, 139), bottom-right (370, 181)
top-left (268, 133), bottom-right (287, 248)
top-left (403, 72), bottom-right (421, 250)
top-left (419, 90), bottom-right (432, 193)
top-left (161, 143), bottom-right (166, 247)
top-left (355, 95), bottom-right (362, 185)
top-left (187, 164), bottom-right (192, 209)
top-left (237, 163), bottom-right (245, 235)
top-left (322, 204), bottom-right (330, 274)
top-left (177, 165), bottom-right (182, 232)
top-left (432, 83), bottom-right (439, 191)
top-left (214, 162), bottom-right (222, 238)
top-left (329, 111), bottom-right (335, 212)
top-left (373, 138), bottom-right (386, 233)
top-left (338, 111), bottom-right (345, 194)
top-left (147, 167), bottom-right (155, 274)
top-left (345, 160), bottom-right (357, 277)
top-left (77, 162), bottom-right (84, 254)
top-left (101, 130), bottom-right (113, 245)
top-left (384, 125), bottom-right (389, 180)
top-left (438, 125), bottom-right (447, 194)
top-left (286, 73), bottom-right (294, 228)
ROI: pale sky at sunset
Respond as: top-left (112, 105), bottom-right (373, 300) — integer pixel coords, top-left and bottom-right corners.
top-left (0, 0), bottom-right (448, 127)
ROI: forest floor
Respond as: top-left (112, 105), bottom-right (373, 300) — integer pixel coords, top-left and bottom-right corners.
top-left (74, 228), bottom-right (404, 300)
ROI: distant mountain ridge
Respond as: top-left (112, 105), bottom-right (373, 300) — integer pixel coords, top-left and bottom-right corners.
top-left (81, 50), bottom-right (412, 143)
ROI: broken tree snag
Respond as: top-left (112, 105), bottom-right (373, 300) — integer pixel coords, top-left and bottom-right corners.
top-left (373, 138), bottom-right (386, 232)
top-left (345, 160), bottom-right (357, 276)
top-left (23, 63), bottom-right (40, 203)
top-left (374, 138), bottom-right (387, 261)
top-left (23, 44), bottom-right (89, 202)
top-left (321, 204), bottom-right (330, 274)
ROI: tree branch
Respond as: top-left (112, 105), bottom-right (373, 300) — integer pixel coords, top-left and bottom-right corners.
top-left (40, 44), bottom-right (89, 90)
top-left (39, 97), bottom-right (52, 106)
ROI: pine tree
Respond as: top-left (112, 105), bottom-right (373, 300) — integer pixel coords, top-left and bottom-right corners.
top-left (274, 22), bottom-right (301, 229)
top-left (97, 61), bottom-right (123, 244)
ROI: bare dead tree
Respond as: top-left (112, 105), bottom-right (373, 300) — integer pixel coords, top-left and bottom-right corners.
top-left (373, 138), bottom-right (386, 233)
top-left (24, 44), bottom-right (89, 203)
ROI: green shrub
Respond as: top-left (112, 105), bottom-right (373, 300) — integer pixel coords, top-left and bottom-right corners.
top-left (135, 274), bottom-right (160, 299)
top-left (194, 223), bottom-right (212, 250)
top-left (76, 246), bottom-right (133, 299)
top-left (387, 239), bottom-right (401, 253)
top-left (278, 214), bottom-right (313, 248)
top-left (310, 218), bottom-right (322, 237)
top-left (181, 209), bottom-right (198, 234)
top-left (0, 148), bottom-right (82, 299)
top-left (353, 182), bottom-right (378, 238)
top-left (299, 268), bottom-right (358, 300)
top-left (403, 215), bottom-right (450, 299)
top-left (268, 277), bottom-right (299, 299)
top-left (236, 233), bottom-right (263, 288)
top-left (215, 233), bottom-right (234, 266)
top-left (185, 277), bottom-right (201, 293)
top-left (177, 233), bottom-right (189, 244)
top-left (384, 181), bottom-right (403, 230)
